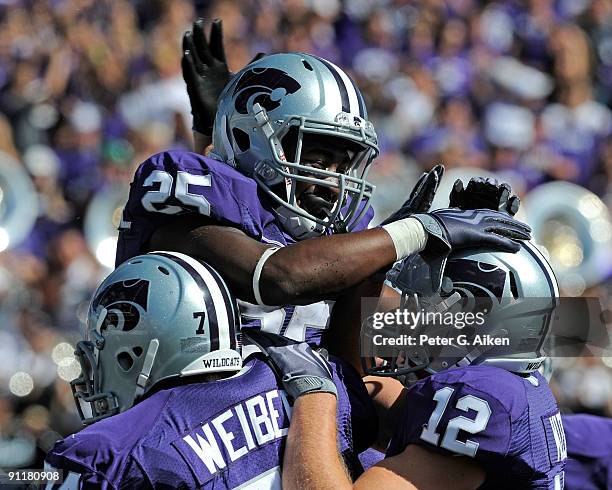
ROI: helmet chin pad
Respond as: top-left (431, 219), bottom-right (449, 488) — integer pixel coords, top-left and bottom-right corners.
top-left (275, 205), bottom-right (325, 240)
top-left (296, 190), bottom-right (334, 219)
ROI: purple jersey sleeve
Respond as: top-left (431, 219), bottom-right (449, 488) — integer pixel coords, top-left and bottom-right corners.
top-left (563, 413), bottom-right (612, 490)
top-left (387, 366), bottom-right (566, 489)
top-left (45, 440), bottom-right (144, 488)
top-left (45, 391), bottom-right (171, 488)
top-left (116, 150), bottom-right (284, 266)
top-left (359, 448), bottom-right (385, 470)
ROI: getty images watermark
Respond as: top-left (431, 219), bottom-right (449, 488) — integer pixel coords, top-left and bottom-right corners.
top-left (360, 297), bottom-right (612, 360)
top-left (368, 308), bottom-right (508, 348)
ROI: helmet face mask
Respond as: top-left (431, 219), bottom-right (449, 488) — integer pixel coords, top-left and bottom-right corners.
top-left (71, 253), bottom-right (242, 425)
top-left (212, 53), bottom-right (379, 240)
top-left (268, 118), bottom-right (377, 237)
top-left (71, 340), bottom-right (120, 425)
top-left (364, 242), bottom-right (560, 381)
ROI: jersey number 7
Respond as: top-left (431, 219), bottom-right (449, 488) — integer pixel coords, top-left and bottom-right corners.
top-left (420, 386), bottom-right (491, 457)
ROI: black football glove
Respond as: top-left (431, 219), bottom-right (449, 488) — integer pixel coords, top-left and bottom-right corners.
top-left (412, 208), bottom-right (531, 292)
top-left (413, 208), bottom-right (531, 254)
top-left (182, 18), bottom-right (266, 136)
top-left (245, 330), bottom-right (337, 400)
top-left (380, 165), bottom-right (444, 225)
top-left (449, 177), bottom-right (521, 216)
top-left (182, 19), bottom-right (230, 136)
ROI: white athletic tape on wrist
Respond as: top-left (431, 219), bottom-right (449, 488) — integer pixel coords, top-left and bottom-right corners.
top-left (381, 217), bottom-right (428, 260)
top-left (253, 247), bottom-right (281, 306)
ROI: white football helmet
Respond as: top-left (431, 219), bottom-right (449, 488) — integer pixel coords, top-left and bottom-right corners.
top-left (71, 252), bottom-right (242, 425)
top-left (211, 52), bottom-right (379, 240)
top-left (364, 241), bottom-right (560, 377)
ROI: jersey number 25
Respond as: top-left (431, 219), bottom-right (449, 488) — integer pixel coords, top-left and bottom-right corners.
top-left (141, 170), bottom-right (212, 215)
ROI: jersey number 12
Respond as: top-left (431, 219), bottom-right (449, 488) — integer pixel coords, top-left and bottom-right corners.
top-left (420, 386), bottom-right (491, 457)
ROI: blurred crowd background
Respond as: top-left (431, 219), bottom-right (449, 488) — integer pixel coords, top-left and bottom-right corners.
top-left (0, 0), bottom-right (610, 469)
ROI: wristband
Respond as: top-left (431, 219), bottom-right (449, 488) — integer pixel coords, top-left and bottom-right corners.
top-left (283, 375), bottom-right (338, 400)
top-left (381, 217), bottom-right (428, 260)
top-left (253, 247), bottom-right (280, 306)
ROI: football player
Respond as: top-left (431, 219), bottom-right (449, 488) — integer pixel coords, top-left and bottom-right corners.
top-left (255, 241), bottom-right (567, 489)
top-left (116, 20), bottom-right (531, 347)
top-left (354, 414), bottom-right (612, 489)
top-left (44, 252), bottom-right (376, 488)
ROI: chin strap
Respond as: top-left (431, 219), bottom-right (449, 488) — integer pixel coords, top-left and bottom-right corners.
top-left (134, 338), bottom-right (159, 401)
top-left (252, 102), bottom-right (295, 209)
top-left (274, 206), bottom-right (325, 240)
top-left (218, 115), bottom-right (236, 167)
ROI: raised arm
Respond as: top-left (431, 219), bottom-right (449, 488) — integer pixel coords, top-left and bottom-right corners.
top-left (182, 18), bottom-right (265, 154)
top-left (150, 216), bottom-right (398, 305)
top-left (182, 19), bottom-right (230, 152)
top-left (150, 205), bottom-right (529, 306)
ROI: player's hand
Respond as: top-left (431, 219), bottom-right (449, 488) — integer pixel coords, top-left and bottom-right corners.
top-left (182, 19), bottom-right (266, 136)
top-left (182, 18), bottom-right (231, 136)
top-left (449, 177), bottom-right (521, 216)
top-left (381, 165), bottom-right (444, 225)
top-left (245, 330), bottom-right (337, 400)
top-left (413, 208), bottom-right (531, 254)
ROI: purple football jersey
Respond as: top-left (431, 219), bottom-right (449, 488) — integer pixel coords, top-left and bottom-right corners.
top-left (563, 414), bottom-right (612, 490)
top-left (45, 356), bottom-right (376, 489)
top-left (386, 366), bottom-right (566, 489)
top-left (359, 447), bottom-right (385, 470)
top-left (115, 150), bottom-right (374, 345)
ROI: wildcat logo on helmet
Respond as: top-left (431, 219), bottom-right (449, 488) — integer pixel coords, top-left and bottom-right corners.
top-left (233, 67), bottom-right (301, 114)
top-left (91, 279), bottom-right (150, 332)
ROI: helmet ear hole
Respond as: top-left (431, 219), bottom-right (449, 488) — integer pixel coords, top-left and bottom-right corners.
top-left (509, 271), bottom-right (519, 299)
top-left (232, 128), bottom-right (251, 152)
top-left (281, 126), bottom-right (300, 161)
top-left (117, 351), bottom-right (134, 372)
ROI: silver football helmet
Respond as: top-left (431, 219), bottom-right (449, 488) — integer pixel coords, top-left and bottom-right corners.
top-left (71, 252), bottom-right (242, 425)
top-left (211, 52), bottom-right (379, 240)
top-left (364, 241), bottom-right (560, 377)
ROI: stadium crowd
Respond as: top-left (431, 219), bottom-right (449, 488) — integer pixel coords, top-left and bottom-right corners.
top-left (0, 0), bottom-right (610, 469)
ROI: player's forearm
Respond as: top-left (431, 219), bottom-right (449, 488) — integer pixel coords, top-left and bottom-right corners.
top-left (261, 226), bottom-right (416, 305)
top-left (149, 212), bottom-right (424, 305)
top-left (364, 376), bottom-right (407, 450)
top-left (283, 394), bottom-right (353, 490)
